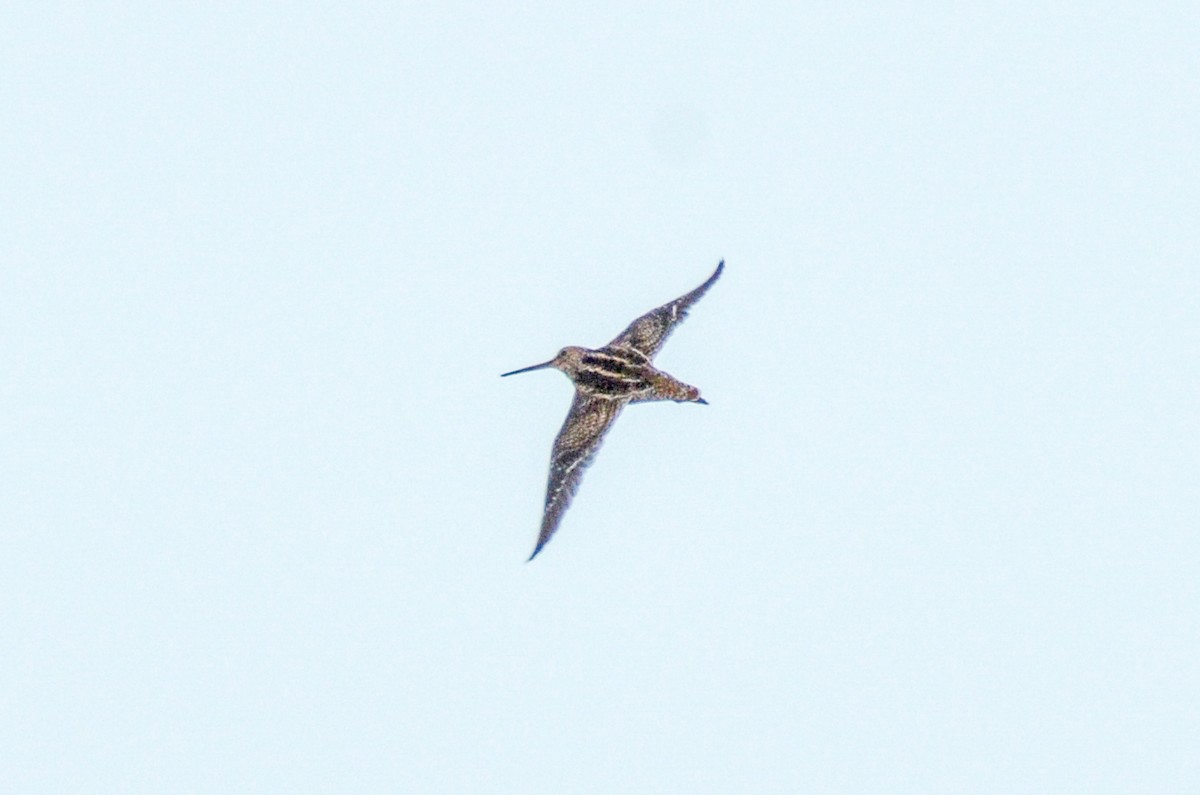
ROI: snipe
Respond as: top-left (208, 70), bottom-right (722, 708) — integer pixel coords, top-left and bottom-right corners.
top-left (503, 261), bottom-right (724, 560)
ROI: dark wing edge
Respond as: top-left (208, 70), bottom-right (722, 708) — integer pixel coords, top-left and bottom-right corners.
top-left (607, 260), bottom-right (724, 359)
top-left (529, 392), bottom-right (624, 561)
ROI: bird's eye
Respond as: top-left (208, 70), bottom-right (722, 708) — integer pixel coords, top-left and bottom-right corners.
top-left (558, 348), bottom-right (569, 358)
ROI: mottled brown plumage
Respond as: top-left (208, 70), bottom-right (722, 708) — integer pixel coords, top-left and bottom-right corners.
top-left (503, 260), bottom-right (724, 560)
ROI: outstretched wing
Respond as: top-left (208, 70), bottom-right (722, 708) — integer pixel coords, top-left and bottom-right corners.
top-left (530, 391), bottom-right (624, 560)
top-left (607, 260), bottom-right (724, 360)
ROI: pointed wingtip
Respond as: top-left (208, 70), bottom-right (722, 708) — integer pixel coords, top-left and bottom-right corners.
top-left (706, 259), bottom-right (724, 287)
top-left (526, 543), bottom-right (545, 562)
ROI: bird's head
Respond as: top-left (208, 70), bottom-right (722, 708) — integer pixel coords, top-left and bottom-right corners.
top-left (501, 346), bottom-right (587, 378)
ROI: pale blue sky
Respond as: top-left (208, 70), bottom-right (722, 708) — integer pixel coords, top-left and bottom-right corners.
top-left (3, 2), bottom-right (1198, 792)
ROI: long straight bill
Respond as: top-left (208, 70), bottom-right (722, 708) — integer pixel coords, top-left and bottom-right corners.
top-left (500, 360), bottom-right (554, 377)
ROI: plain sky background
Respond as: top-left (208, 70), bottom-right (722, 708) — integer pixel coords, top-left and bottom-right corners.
top-left (3, 2), bottom-right (1198, 792)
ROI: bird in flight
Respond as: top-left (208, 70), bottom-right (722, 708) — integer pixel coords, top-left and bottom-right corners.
top-left (503, 260), bottom-right (724, 560)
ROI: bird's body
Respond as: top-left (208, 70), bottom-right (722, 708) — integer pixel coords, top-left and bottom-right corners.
top-left (503, 261), bottom-right (724, 560)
